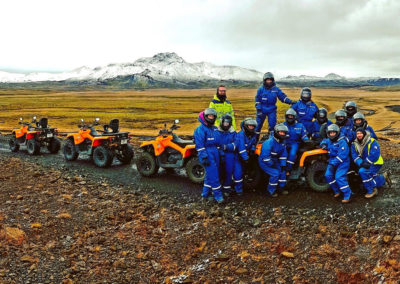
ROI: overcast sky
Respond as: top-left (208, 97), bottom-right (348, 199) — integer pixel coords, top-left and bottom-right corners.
top-left (1, 0), bottom-right (399, 77)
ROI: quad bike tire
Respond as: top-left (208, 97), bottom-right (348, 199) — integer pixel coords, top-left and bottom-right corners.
top-left (93, 146), bottom-right (114, 168)
top-left (9, 136), bottom-right (20, 152)
top-left (27, 139), bottom-right (40, 155)
top-left (136, 151), bottom-right (159, 177)
top-left (63, 139), bottom-right (79, 161)
top-left (47, 137), bottom-right (61, 154)
top-left (306, 160), bottom-right (329, 192)
top-left (116, 144), bottom-right (134, 164)
top-left (185, 156), bottom-right (205, 184)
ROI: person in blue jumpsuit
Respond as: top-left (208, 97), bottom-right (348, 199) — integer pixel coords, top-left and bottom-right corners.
top-left (348, 112), bottom-right (378, 142)
top-left (217, 114), bottom-right (238, 196)
top-left (194, 108), bottom-right (223, 203)
top-left (350, 128), bottom-right (390, 198)
top-left (235, 118), bottom-right (258, 195)
top-left (344, 101), bottom-right (358, 128)
top-left (283, 108), bottom-right (310, 173)
top-left (334, 109), bottom-right (353, 143)
top-left (291, 87), bottom-right (319, 135)
top-left (255, 72), bottom-right (293, 139)
top-left (320, 124), bottom-right (353, 203)
top-left (258, 123), bottom-right (289, 197)
top-left (311, 107), bottom-right (333, 142)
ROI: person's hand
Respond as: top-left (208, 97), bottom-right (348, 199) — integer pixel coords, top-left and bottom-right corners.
top-left (202, 156), bottom-right (210, 167)
top-left (290, 101), bottom-right (296, 105)
top-left (360, 161), bottom-right (371, 169)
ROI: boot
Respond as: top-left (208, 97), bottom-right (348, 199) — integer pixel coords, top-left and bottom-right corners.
top-left (365, 187), bottom-right (378, 199)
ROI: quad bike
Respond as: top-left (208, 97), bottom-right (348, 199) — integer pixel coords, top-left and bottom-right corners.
top-left (63, 118), bottom-right (133, 168)
top-left (9, 116), bottom-right (61, 155)
top-left (246, 136), bottom-right (330, 192)
top-left (136, 119), bottom-right (204, 183)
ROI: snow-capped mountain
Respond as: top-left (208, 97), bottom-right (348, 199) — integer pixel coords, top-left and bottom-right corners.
top-left (0, 52), bottom-right (263, 83)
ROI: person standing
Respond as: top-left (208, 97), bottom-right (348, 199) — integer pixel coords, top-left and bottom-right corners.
top-left (209, 85), bottom-right (236, 130)
top-left (255, 72), bottom-right (293, 138)
top-left (291, 87), bottom-right (319, 135)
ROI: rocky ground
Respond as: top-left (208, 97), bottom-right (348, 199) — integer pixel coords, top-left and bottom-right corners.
top-left (1, 136), bottom-right (400, 283)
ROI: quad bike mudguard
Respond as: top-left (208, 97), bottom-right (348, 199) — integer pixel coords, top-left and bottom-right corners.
top-left (299, 148), bottom-right (328, 167)
top-left (140, 134), bottom-right (196, 158)
top-left (14, 126), bottom-right (29, 139)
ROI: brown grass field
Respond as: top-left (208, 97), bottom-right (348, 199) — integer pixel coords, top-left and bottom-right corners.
top-left (0, 88), bottom-right (399, 136)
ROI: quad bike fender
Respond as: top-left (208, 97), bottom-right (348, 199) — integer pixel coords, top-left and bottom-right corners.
top-left (255, 144), bottom-right (262, 156)
top-left (139, 141), bottom-right (159, 154)
top-left (182, 145), bottom-right (196, 158)
top-left (14, 126), bottom-right (29, 139)
top-left (92, 137), bottom-right (109, 147)
top-left (299, 149), bottom-right (328, 167)
top-left (26, 131), bottom-right (39, 140)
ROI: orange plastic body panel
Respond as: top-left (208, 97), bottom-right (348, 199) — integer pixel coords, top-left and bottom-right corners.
top-left (14, 126), bottom-right (29, 139)
top-left (255, 143), bottom-right (262, 155)
top-left (140, 134), bottom-right (195, 158)
top-left (67, 129), bottom-right (108, 146)
top-left (299, 149), bottom-right (328, 167)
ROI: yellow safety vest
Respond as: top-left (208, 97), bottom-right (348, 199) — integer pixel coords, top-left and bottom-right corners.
top-left (368, 138), bottom-right (383, 165)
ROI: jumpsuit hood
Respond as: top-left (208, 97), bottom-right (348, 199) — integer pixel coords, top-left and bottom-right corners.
top-left (198, 111), bottom-right (211, 127)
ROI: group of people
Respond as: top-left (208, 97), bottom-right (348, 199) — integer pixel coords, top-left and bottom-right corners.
top-left (194, 73), bottom-right (390, 204)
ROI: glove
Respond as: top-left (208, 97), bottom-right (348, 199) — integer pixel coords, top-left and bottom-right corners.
top-left (321, 144), bottom-right (327, 150)
top-left (202, 156), bottom-right (210, 167)
top-left (360, 161), bottom-right (371, 169)
top-left (290, 101), bottom-right (296, 105)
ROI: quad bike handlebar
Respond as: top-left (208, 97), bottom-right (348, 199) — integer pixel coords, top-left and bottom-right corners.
top-left (159, 119), bottom-right (181, 135)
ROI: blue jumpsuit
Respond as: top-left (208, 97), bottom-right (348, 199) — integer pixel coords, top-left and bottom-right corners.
top-left (235, 129), bottom-right (257, 193)
top-left (351, 138), bottom-right (385, 194)
top-left (320, 136), bottom-right (352, 200)
top-left (258, 136), bottom-right (288, 195)
top-left (348, 125), bottom-right (378, 143)
top-left (311, 120), bottom-right (333, 140)
top-left (338, 120), bottom-right (353, 143)
top-left (217, 127), bottom-right (241, 194)
top-left (194, 115), bottom-right (223, 202)
top-left (255, 83), bottom-right (292, 133)
top-left (283, 121), bottom-right (309, 171)
top-left (291, 100), bottom-right (318, 135)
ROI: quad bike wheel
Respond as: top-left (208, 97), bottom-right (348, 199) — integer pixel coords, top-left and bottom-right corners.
top-left (93, 146), bottom-right (114, 168)
top-left (185, 156), bottom-right (205, 184)
top-left (27, 139), bottom-right (40, 155)
top-left (9, 136), bottom-right (20, 152)
top-left (115, 144), bottom-right (134, 164)
top-left (136, 151), bottom-right (159, 177)
top-left (47, 137), bottom-right (61, 154)
top-left (63, 139), bottom-right (79, 161)
top-left (306, 160), bottom-right (329, 192)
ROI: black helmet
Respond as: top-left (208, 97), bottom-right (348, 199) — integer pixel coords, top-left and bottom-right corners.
top-left (263, 72), bottom-right (275, 88)
top-left (353, 112), bottom-right (366, 129)
top-left (204, 108), bottom-right (217, 126)
top-left (327, 124), bottom-right (340, 141)
top-left (242, 117), bottom-right (258, 136)
top-left (335, 109), bottom-right (347, 126)
top-left (345, 101), bottom-right (357, 118)
top-left (285, 108), bottom-right (297, 125)
top-left (300, 87), bottom-right (312, 102)
top-left (220, 114), bottom-right (233, 131)
top-left (316, 108), bottom-right (328, 124)
top-left (274, 123), bottom-right (289, 142)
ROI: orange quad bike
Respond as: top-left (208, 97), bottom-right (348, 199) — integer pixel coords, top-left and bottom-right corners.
top-left (246, 138), bottom-right (330, 192)
top-left (63, 118), bottom-right (133, 168)
top-left (9, 116), bottom-right (61, 155)
top-left (135, 119), bottom-right (205, 183)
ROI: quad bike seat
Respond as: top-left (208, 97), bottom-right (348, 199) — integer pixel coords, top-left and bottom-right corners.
top-left (39, 118), bottom-right (48, 128)
top-left (172, 133), bottom-right (193, 147)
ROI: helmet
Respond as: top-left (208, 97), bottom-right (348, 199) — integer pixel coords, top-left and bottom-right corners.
top-left (220, 114), bottom-right (233, 131)
top-left (316, 108), bottom-right (328, 124)
top-left (327, 124), bottom-right (340, 141)
top-left (273, 123), bottom-right (289, 142)
top-left (204, 108), bottom-right (217, 126)
top-left (300, 87), bottom-right (312, 102)
top-left (285, 108), bottom-right (297, 125)
top-left (335, 109), bottom-right (347, 126)
top-left (345, 101), bottom-right (357, 118)
top-left (353, 112), bottom-right (366, 129)
top-left (242, 117), bottom-right (258, 136)
top-left (263, 72), bottom-right (275, 88)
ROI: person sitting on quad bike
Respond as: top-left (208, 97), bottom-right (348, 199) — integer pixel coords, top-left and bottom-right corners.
top-left (194, 108), bottom-right (224, 203)
top-left (255, 72), bottom-right (294, 140)
top-left (291, 87), bottom-right (319, 135)
top-left (320, 124), bottom-right (353, 203)
top-left (311, 108), bottom-right (333, 143)
top-left (258, 123), bottom-right (289, 197)
top-left (209, 85), bottom-right (236, 130)
top-left (344, 101), bottom-right (358, 127)
top-left (235, 117), bottom-right (258, 195)
top-left (348, 112), bottom-right (378, 143)
top-left (283, 108), bottom-right (311, 174)
top-left (334, 109), bottom-right (353, 143)
top-left (217, 114), bottom-right (239, 197)
top-left (350, 128), bottom-right (390, 199)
